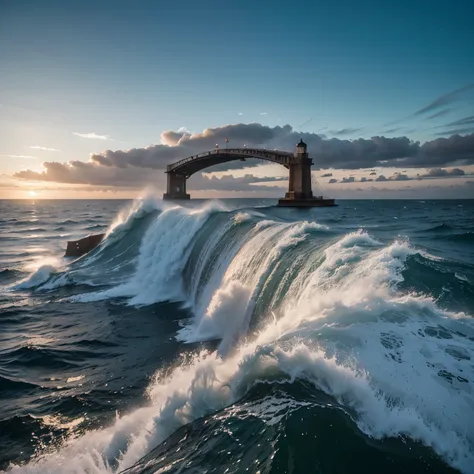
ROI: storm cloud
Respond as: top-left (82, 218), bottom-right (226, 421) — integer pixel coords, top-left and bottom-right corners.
top-left (89, 125), bottom-right (474, 170)
top-left (12, 123), bottom-right (474, 187)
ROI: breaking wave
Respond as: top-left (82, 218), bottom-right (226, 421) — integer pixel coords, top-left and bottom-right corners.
top-left (10, 265), bottom-right (59, 290)
top-left (5, 199), bottom-right (474, 474)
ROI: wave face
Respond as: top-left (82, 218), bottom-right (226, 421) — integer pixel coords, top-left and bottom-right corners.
top-left (1, 198), bottom-right (474, 474)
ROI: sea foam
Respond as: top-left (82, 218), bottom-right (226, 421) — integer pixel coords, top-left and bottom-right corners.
top-left (8, 203), bottom-right (474, 474)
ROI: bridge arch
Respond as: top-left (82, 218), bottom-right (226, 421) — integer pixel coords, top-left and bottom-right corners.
top-left (166, 148), bottom-right (298, 177)
top-left (163, 141), bottom-right (336, 207)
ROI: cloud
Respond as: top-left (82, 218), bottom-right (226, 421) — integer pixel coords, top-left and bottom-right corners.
top-left (369, 171), bottom-right (377, 175)
top-left (391, 173), bottom-right (410, 181)
top-left (335, 168), bottom-right (467, 185)
top-left (14, 161), bottom-right (158, 186)
top-left (414, 83), bottom-right (474, 116)
top-left (0, 183), bottom-right (19, 188)
top-left (416, 133), bottom-right (474, 167)
top-left (12, 123), bottom-right (474, 187)
top-left (191, 173), bottom-right (286, 192)
top-left (298, 118), bottom-right (313, 128)
top-left (328, 178), bottom-right (338, 183)
top-left (380, 128), bottom-right (400, 134)
top-left (12, 158), bottom-right (286, 193)
top-left (88, 124), bottom-right (474, 171)
top-left (29, 146), bottom-right (61, 152)
top-left (320, 172), bottom-right (333, 177)
top-left (260, 112), bottom-right (267, 116)
top-left (73, 132), bottom-right (110, 140)
top-left (160, 130), bottom-right (189, 146)
top-left (425, 109), bottom-right (451, 120)
top-left (3, 154), bottom-right (37, 159)
top-left (421, 168), bottom-right (465, 178)
top-left (238, 112), bottom-right (244, 116)
top-left (433, 127), bottom-right (474, 137)
top-left (336, 173), bottom-right (408, 184)
top-left (90, 123), bottom-right (291, 171)
top-left (329, 128), bottom-right (363, 136)
top-left (443, 115), bottom-right (474, 128)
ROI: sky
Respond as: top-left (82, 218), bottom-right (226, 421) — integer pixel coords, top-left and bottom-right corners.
top-left (1, 0), bottom-right (473, 199)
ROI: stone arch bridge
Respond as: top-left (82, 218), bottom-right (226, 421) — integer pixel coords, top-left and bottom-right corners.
top-left (163, 141), bottom-right (335, 207)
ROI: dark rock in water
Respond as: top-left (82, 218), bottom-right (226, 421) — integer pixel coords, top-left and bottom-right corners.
top-left (65, 233), bottom-right (105, 257)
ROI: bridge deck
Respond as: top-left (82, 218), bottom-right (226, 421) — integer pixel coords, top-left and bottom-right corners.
top-left (166, 148), bottom-right (300, 175)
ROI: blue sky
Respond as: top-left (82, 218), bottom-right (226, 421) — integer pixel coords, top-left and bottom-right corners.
top-left (0, 0), bottom-right (473, 198)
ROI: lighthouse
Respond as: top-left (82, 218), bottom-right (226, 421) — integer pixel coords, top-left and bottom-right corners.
top-left (296, 138), bottom-right (308, 157)
top-left (277, 139), bottom-right (336, 207)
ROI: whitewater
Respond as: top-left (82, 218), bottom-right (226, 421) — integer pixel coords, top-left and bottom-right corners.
top-left (1, 197), bottom-right (473, 474)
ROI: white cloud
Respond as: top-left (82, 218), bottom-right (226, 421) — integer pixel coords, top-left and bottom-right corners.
top-left (3, 154), bottom-right (37, 159)
top-left (73, 132), bottom-right (110, 140)
top-left (238, 112), bottom-right (244, 116)
top-left (30, 146), bottom-right (61, 152)
top-left (260, 112), bottom-right (267, 116)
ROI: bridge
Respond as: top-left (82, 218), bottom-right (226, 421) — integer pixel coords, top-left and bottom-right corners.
top-left (163, 140), bottom-right (336, 207)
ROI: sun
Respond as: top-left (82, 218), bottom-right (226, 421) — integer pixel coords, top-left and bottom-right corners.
top-left (28, 191), bottom-right (37, 197)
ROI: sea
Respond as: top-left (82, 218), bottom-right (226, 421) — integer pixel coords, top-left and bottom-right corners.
top-left (0, 197), bottom-right (473, 474)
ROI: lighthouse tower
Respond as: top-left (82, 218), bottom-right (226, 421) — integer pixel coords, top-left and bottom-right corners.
top-left (277, 139), bottom-right (336, 207)
top-left (282, 139), bottom-right (313, 200)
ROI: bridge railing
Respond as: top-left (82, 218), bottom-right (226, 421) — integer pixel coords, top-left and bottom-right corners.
top-left (166, 148), bottom-right (298, 172)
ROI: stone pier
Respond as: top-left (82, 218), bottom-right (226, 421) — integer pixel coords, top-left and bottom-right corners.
top-left (163, 172), bottom-right (190, 200)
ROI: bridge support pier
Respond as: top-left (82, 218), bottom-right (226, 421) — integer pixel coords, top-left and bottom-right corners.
top-left (163, 172), bottom-right (190, 200)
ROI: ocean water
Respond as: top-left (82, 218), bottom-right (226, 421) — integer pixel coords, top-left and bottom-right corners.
top-left (0, 197), bottom-right (473, 474)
